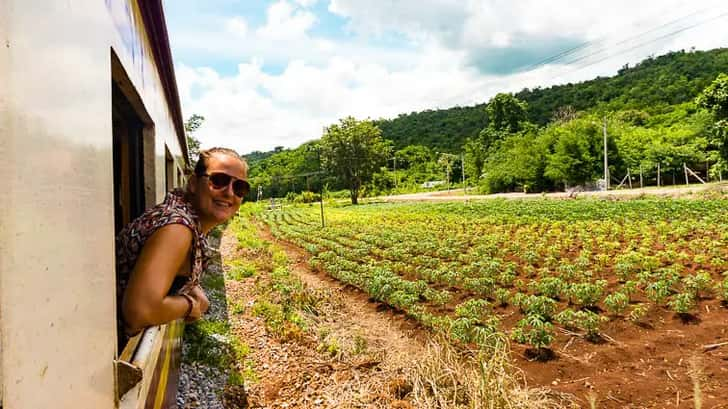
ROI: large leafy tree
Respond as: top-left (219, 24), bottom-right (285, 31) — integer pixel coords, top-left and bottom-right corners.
top-left (696, 73), bottom-right (728, 164)
top-left (320, 117), bottom-right (392, 204)
top-left (485, 93), bottom-right (529, 133)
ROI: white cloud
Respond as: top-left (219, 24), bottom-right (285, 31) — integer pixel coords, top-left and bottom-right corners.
top-left (224, 16), bottom-right (249, 37)
top-left (293, 0), bottom-right (318, 7)
top-left (171, 0), bottom-right (728, 154)
top-left (256, 0), bottom-right (317, 41)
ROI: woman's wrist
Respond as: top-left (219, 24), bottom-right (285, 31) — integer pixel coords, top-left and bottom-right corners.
top-left (180, 293), bottom-right (195, 319)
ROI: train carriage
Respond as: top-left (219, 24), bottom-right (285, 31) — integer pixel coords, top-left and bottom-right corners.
top-left (1, 1), bottom-right (190, 407)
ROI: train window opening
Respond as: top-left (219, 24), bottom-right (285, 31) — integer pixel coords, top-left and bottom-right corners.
top-left (111, 50), bottom-right (155, 355)
top-left (165, 146), bottom-right (174, 192)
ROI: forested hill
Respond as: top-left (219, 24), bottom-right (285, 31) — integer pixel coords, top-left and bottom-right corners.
top-left (374, 48), bottom-right (728, 151)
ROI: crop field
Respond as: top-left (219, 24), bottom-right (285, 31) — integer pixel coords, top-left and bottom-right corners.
top-left (260, 197), bottom-right (728, 405)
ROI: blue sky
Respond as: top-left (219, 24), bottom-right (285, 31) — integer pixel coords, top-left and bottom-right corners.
top-left (164, 0), bottom-right (728, 154)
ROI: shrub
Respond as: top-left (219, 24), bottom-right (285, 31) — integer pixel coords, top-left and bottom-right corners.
top-left (455, 299), bottom-right (492, 322)
top-left (717, 275), bottom-right (728, 302)
top-left (494, 288), bottom-right (511, 307)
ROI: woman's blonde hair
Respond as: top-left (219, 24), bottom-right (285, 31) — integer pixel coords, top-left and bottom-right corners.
top-left (192, 147), bottom-right (249, 176)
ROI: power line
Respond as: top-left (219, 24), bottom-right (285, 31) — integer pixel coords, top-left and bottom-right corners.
top-left (562, 10), bottom-right (728, 77)
top-left (521, 4), bottom-right (722, 73)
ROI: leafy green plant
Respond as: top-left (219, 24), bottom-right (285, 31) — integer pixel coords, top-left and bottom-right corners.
top-left (683, 271), bottom-right (713, 298)
top-left (717, 275), bottom-right (728, 303)
top-left (646, 280), bottom-right (672, 304)
top-left (604, 291), bottom-right (630, 316)
top-left (568, 280), bottom-right (607, 308)
top-left (628, 303), bottom-right (649, 324)
top-left (511, 314), bottom-right (555, 359)
top-left (455, 299), bottom-right (492, 322)
top-left (530, 276), bottom-right (567, 300)
top-left (668, 292), bottom-right (696, 316)
top-left (494, 288), bottom-right (511, 307)
top-left (516, 295), bottom-right (557, 319)
top-left (554, 309), bottom-right (607, 342)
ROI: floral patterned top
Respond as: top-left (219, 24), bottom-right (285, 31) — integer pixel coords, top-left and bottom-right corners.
top-left (116, 189), bottom-right (209, 335)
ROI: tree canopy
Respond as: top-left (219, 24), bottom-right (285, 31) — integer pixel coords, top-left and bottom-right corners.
top-left (320, 117), bottom-right (392, 204)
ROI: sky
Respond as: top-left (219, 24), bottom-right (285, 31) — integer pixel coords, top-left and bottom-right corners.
top-left (164, 0), bottom-right (728, 155)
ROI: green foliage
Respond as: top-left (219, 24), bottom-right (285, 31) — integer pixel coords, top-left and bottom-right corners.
top-left (515, 295), bottom-right (557, 319)
top-left (603, 291), bottom-right (630, 315)
top-left (716, 275), bottom-right (728, 302)
top-left (696, 73), bottom-right (728, 119)
top-left (455, 299), bottom-right (492, 321)
top-left (529, 276), bottom-right (567, 299)
top-left (628, 303), bottom-right (649, 324)
top-left (485, 93), bottom-right (529, 133)
top-left (320, 117), bottom-right (393, 204)
top-left (554, 309), bottom-right (607, 341)
top-left (184, 114), bottom-right (204, 163)
top-left (511, 314), bottom-right (555, 351)
top-left (668, 292), bottom-right (696, 315)
top-left (568, 280), bottom-right (607, 308)
top-left (645, 280), bottom-right (673, 304)
top-left (183, 319), bottom-right (233, 369)
top-left (682, 271), bottom-right (713, 297)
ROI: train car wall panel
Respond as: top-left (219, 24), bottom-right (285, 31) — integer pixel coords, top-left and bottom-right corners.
top-left (1, 1), bottom-right (8, 404)
top-left (1, 1), bottom-right (186, 407)
top-left (0, 1), bottom-right (118, 407)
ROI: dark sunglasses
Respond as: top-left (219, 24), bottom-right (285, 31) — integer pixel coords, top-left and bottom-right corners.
top-left (202, 172), bottom-right (250, 198)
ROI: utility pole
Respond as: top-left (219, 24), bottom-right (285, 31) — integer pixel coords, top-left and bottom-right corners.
top-left (461, 153), bottom-right (465, 191)
top-left (603, 117), bottom-right (609, 190)
top-left (393, 156), bottom-right (398, 189)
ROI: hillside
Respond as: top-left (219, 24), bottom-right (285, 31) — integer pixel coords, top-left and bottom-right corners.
top-left (372, 48), bottom-right (728, 151)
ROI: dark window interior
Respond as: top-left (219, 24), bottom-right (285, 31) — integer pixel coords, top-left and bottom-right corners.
top-left (112, 82), bottom-right (146, 235)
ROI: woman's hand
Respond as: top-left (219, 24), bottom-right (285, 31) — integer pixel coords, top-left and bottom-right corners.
top-left (184, 285), bottom-right (210, 322)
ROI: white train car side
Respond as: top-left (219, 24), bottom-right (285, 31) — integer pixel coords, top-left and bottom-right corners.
top-left (1, 1), bottom-right (189, 407)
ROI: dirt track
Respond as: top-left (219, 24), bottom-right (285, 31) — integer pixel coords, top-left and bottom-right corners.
top-left (380, 182), bottom-right (728, 202)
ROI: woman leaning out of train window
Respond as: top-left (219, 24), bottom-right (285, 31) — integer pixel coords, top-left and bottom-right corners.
top-left (116, 147), bottom-right (249, 338)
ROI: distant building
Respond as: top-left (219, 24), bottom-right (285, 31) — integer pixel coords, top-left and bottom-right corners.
top-left (421, 180), bottom-right (446, 188)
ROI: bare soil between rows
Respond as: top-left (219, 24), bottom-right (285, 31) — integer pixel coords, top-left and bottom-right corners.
top-left (221, 224), bottom-right (428, 408)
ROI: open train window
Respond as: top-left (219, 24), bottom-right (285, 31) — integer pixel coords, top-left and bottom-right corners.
top-left (111, 50), bottom-right (155, 356)
top-left (112, 81), bottom-right (146, 235)
top-left (165, 145), bottom-right (174, 192)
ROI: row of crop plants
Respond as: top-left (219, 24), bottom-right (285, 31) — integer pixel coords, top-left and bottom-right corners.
top-left (258, 199), bottom-right (728, 356)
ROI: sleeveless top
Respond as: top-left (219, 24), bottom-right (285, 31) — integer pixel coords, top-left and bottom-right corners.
top-left (115, 189), bottom-right (209, 338)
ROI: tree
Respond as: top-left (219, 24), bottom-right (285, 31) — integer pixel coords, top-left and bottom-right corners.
top-left (485, 93), bottom-right (529, 133)
top-left (696, 73), bottom-right (728, 163)
top-left (184, 114), bottom-right (205, 163)
top-left (320, 117), bottom-right (392, 204)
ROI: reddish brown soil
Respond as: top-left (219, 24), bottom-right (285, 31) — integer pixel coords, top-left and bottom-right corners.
top-left (222, 226), bottom-right (427, 408)
top-left (515, 302), bottom-right (728, 409)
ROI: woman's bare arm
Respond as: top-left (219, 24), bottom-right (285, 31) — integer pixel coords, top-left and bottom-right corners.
top-left (121, 224), bottom-right (197, 332)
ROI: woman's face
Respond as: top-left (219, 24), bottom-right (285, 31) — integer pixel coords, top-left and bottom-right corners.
top-left (190, 153), bottom-right (247, 232)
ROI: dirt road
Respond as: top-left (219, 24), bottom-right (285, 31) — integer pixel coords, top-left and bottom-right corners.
top-left (381, 182), bottom-right (728, 202)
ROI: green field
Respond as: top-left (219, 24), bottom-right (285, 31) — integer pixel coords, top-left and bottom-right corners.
top-left (261, 197), bottom-right (728, 354)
